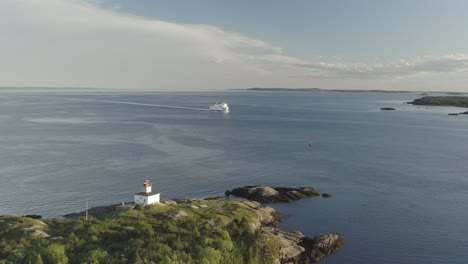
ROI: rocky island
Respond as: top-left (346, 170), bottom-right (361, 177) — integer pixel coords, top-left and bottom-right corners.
top-left (225, 186), bottom-right (321, 203)
top-left (409, 96), bottom-right (468, 107)
top-left (0, 187), bottom-right (343, 264)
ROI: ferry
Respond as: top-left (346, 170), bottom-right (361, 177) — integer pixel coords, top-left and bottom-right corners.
top-left (209, 101), bottom-right (230, 113)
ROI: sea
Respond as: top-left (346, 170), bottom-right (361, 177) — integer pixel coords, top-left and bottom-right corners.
top-left (1, 89), bottom-right (468, 263)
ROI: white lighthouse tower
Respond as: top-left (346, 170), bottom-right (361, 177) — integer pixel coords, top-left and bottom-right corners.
top-left (134, 179), bottom-right (160, 206)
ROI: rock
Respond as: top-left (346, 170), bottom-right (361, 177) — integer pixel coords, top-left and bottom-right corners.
top-left (272, 229), bottom-right (344, 263)
top-left (190, 205), bottom-right (199, 209)
top-left (459, 111), bottom-right (468, 115)
top-left (448, 113), bottom-right (459, 116)
top-left (248, 186), bottom-right (279, 196)
top-left (23, 226), bottom-right (50, 238)
top-left (30, 230), bottom-right (50, 238)
top-left (23, 214), bottom-right (42, 219)
top-left (302, 234), bottom-right (345, 263)
top-left (322, 193), bottom-right (332, 198)
top-left (204, 196), bottom-right (221, 200)
top-left (234, 198), bottom-right (344, 263)
top-left (22, 225), bottom-right (44, 231)
top-left (163, 200), bottom-right (177, 205)
top-left (275, 229), bottom-right (306, 262)
top-left (237, 200), bottom-right (280, 230)
top-left (226, 186), bottom-right (319, 203)
top-left (207, 219), bottom-right (216, 226)
top-left (173, 210), bottom-right (188, 218)
top-left (199, 204), bottom-right (208, 208)
top-left (380, 107), bottom-right (396, 110)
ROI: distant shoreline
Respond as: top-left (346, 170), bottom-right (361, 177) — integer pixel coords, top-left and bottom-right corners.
top-left (241, 88), bottom-right (468, 94)
top-left (1, 87), bottom-right (467, 95)
top-left (245, 87), bottom-right (411, 93)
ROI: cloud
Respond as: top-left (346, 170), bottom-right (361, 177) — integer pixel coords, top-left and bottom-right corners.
top-left (0, 0), bottom-right (467, 91)
top-left (291, 54), bottom-right (468, 79)
top-left (0, 0), bottom-right (283, 89)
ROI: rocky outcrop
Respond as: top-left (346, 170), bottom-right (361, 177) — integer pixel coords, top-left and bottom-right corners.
top-left (237, 200), bottom-right (281, 230)
top-left (302, 234), bottom-right (345, 263)
top-left (22, 223), bottom-right (50, 238)
top-left (225, 186), bottom-right (320, 203)
top-left (23, 214), bottom-right (42, 219)
top-left (236, 199), bottom-right (344, 263)
top-left (254, 214), bottom-right (344, 263)
top-left (380, 107), bottom-right (396, 110)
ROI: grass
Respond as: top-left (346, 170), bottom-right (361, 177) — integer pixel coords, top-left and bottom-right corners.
top-left (0, 200), bottom-right (280, 264)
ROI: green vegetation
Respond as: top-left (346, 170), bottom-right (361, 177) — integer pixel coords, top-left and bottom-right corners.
top-left (410, 96), bottom-right (468, 107)
top-left (0, 200), bottom-right (280, 264)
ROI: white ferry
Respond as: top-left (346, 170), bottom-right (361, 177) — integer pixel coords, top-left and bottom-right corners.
top-left (209, 101), bottom-right (230, 113)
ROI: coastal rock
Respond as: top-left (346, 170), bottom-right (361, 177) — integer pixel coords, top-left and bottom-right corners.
top-left (226, 186), bottom-right (320, 203)
top-left (321, 193), bottom-right (332, 198)
top-left (242, 200), bottom-right (344, 263)
top-left (163, 200), bottom-right (177, 205)
top-left (448, 113), bottom-right (459, 116)
top-left (237, 200), bottom-right (280, 230)
top-left (303, 234), bottom-right (345, 263)
top-left (276, 229), bottom-right (306, 262)
top-left (23, 214), bottom-right (42, 219)
top-left (380, 107), bottom-right (396, 110)
top-left (271, 228), bottom-right (344, 263)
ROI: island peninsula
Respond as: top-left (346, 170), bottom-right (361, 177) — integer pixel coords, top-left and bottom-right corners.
top-left (0, 186), bottom-right (343, 264)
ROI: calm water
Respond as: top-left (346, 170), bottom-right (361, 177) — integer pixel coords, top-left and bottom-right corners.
top-left (1, 89), bottom-right (468, 263)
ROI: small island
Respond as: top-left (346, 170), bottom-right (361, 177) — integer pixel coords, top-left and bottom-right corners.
top-left (409, 96), bottom-right (468, 107)
top-left (0, 185), bottom-right (344, 264)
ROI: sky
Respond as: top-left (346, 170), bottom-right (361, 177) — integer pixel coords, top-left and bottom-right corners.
top-left (1, 0), bottom-right (468, 91)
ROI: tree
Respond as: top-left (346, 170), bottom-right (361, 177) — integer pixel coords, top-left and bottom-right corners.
top-left (41, 244), bottom-right (69, 264)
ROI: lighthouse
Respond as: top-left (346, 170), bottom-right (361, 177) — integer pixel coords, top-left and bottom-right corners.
top-left (134, 179), bottom-right (160, 206)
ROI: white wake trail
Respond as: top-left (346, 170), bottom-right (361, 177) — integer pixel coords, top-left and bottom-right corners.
top-left (35, 96), bottom-right (209, 111)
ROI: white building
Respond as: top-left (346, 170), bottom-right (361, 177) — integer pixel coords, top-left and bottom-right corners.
top-left (134, 179), bottom-right (160, 206)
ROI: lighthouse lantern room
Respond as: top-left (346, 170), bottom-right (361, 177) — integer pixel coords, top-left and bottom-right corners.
top-left (134, 179), bottom-right (160, 206)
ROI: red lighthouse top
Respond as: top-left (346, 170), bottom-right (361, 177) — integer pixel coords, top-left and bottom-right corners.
top-left (143, 179), bottom-right (151, 187)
